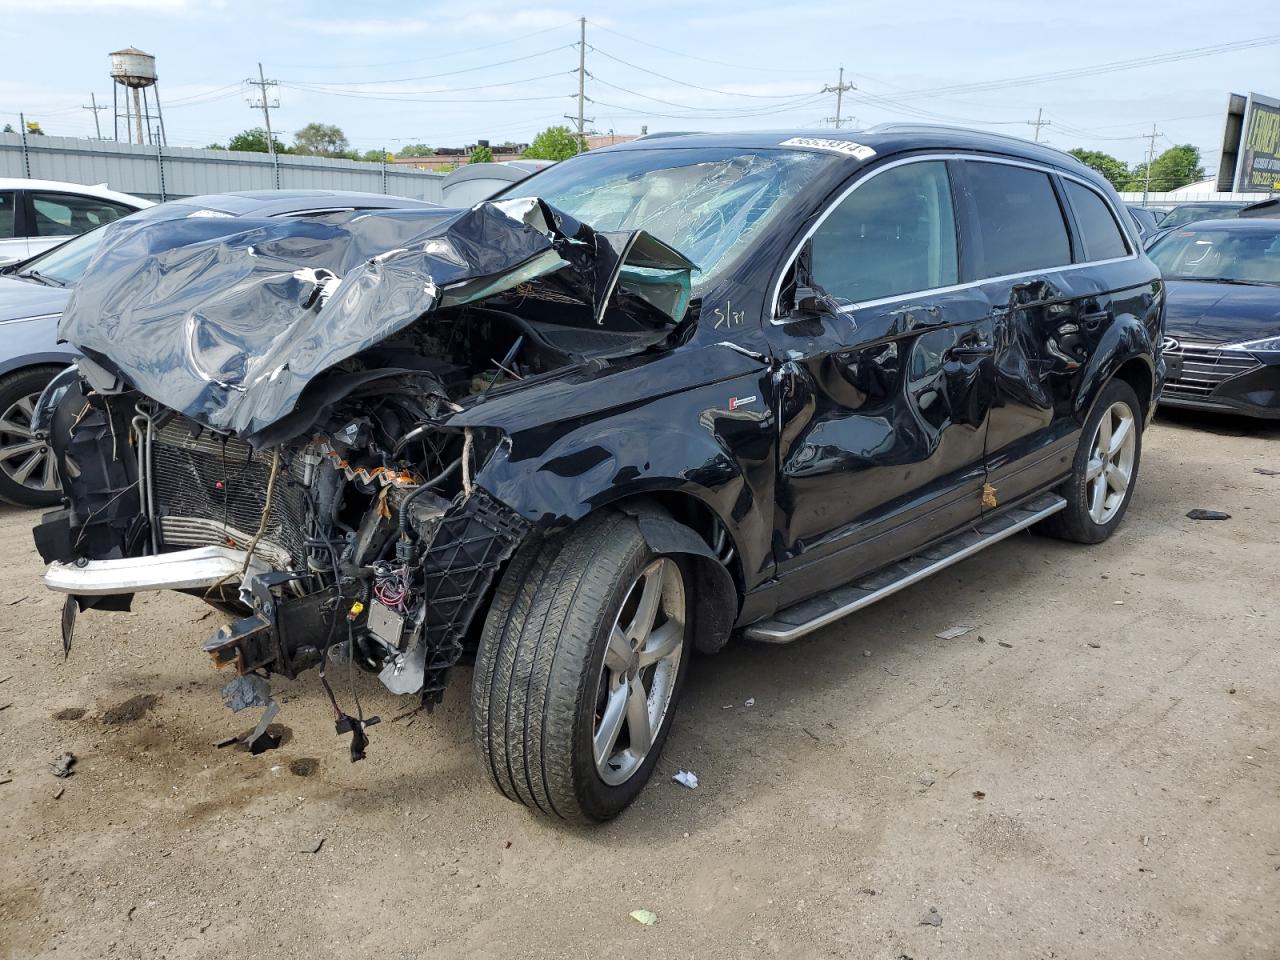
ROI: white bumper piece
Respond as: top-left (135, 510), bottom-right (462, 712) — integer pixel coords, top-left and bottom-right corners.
top-left (44, 546), bottom-right (250, 595)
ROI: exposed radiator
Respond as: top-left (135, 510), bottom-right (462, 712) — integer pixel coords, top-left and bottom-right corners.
top-left (150, 417), bottom-right (308, 567)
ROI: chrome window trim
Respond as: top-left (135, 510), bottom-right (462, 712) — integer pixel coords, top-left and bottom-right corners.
top-left (769, 151), bottom-right (1140, 324)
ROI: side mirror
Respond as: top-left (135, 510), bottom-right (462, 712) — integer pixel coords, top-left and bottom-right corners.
top-left (792, 284), bottom-right (839, 318)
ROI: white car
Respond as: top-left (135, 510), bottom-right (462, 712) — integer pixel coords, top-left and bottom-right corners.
top-left (0, 178), bottom-right (152, 266)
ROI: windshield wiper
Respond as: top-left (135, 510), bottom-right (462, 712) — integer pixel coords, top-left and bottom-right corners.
top-left (1171, 276), bottom-right (1273, 286)
top-left (19, 269), bottom-right (66, 288)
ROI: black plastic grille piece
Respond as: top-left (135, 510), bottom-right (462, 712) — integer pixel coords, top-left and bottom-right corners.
top-left (417, 487), bottom-right (529, 708)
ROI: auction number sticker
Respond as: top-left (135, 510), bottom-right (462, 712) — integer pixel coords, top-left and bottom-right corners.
top-left (779, 137), bottom-right (876, 160)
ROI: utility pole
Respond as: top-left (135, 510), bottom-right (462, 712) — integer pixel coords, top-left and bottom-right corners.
top-left (1026, 107), bottom-right (1051, 143)
top-left (563, 17), bottom-right (593, 151)
top-left (82, 93), bottom-right (107, 139)
top-left (822, 67), bottom-right (856, 129)
top-left (1142, 123), bottom-right (1163, 206)
top-left (247, 63), bottom-right (281, 187)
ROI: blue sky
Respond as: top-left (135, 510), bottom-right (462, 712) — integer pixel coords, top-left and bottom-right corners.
top-left (3, 0), bottom-right (1277, 169)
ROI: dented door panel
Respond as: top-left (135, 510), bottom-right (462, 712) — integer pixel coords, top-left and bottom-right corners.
top-left (767, 285), bottom-right (995, 604)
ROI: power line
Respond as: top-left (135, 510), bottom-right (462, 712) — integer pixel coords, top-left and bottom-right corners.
top-left (822, 68), bottom-right (856, 128)
top-left (586, 21), bottom-right (826, 76)
top-left (282, 71), bottom-right (573, 99)
top-left (1026, 107), bottom-right (1051, 143)
top-left (587, 45), bottom-right (815, 99)
top-left (281, 44), bottom-right (575, 87)
top-left (587, 74), bottom-right (820, 114)
top-left (81, 93), bottom-right (107, 139)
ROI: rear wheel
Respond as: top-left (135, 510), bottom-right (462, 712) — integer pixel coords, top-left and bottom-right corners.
top-left (1041, 378), bottom-right (1142, 544)
top-left (0, 366), bottom-right (63, 508)
top-left (472, 511), bottom-right (690, 822)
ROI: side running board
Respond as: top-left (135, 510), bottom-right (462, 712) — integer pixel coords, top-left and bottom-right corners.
top-left (744, 493), bottom-right (1067, 644)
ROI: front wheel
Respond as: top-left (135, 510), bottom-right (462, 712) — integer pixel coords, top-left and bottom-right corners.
top-left (1041, 378), bottom-right (1143, 544)
top-left (472, 511), bottom-right (691, 822)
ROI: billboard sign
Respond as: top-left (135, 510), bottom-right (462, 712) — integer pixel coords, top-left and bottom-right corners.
top-left (1233, 92), bottom-right (1280, 193)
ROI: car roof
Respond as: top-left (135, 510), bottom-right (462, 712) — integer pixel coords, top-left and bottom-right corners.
top-left (600, 124), bottom-right (1106, 184)
top-left (0, 177), bottom-right (152, 207)
top-left (161, 189), bottom-right (438, 218)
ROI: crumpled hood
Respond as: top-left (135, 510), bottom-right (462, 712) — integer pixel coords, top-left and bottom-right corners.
top-left (59, 198), bottom-right (694, 441)
top-left (0, 276), bottom-right (71, 322)
top-left (1163, 279), bottom-right (1280, 344)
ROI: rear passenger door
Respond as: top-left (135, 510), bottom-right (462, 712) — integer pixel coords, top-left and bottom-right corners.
top-left (956, 158), bottom-right (1130, 507)
top-left (769, 158), bottom-right (996, 601)
top-left (0, 190), bottom-right (26, 264)
top-left (24, 191), bottom-right (135, 257)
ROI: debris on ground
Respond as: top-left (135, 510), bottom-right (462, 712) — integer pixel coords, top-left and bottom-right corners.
top-left (935, 625), bottom-right (974, 641)
top-left (919, 906), bottom-right (943, 927)
top-left (918, 773), bottom-right (936, 788)
top-left (863, 649), bottom-right (872, 657)
top-left (997, 641), bottom-right (1013, 648)
top-left (52, 787), bottom-right (65, 800)
top-left (1253, 468), bottom-right (1279, 477)
top-left (1087, 642), bottom-right (1102, 649)
top-left (1186, 509), bottom-right (1231, 521)
top-left (0, 777), bottom-right (12, 786)
top-left (298, 837), bottom-right (325, 854)
top-left (629, 909), bottom-right (658, 926)
top-left (49, 753), bottom-right (76, 778)
top-left (972, 790), bottom-right (986, 799)
top-left (744, 698), bottom-right (755, 707)
top-left (0, 702), bottom-right (10, 712)
top-left (672, 770), bottom-right (699, 789)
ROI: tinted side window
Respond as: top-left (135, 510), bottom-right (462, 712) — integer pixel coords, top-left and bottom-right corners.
top-left (809, 160), bottom-right (958, 304)
top-left (0, 191), bottom-right (14, 238)
top-left (29, 192), bottom-right (134, 237)
top-left (966, 162), bottom-right (1071, 278)
top-left (1066, 181), bottom-right (1129, 261)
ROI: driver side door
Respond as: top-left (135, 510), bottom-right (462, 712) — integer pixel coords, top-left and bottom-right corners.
top-left (768, 158), bottom-right (996, 605)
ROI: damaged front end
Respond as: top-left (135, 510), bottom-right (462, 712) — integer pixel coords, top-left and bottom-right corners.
top-left (33, 197), bottom-right (694, 759)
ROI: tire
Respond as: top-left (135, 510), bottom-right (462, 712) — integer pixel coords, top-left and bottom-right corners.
top-left (472, 510), bottom-right (691, 822)
top-left (0, 366), bottom-right (63, 508)
top-left (1040, 378), bottom-right (1143, 544)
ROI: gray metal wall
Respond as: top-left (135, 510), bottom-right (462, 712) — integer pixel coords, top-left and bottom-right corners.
top-left (0, 132), bottom-right (445, 203)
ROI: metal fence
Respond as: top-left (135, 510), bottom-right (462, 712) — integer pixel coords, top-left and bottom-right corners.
top-left (0, 132), bottom-right (445, 203)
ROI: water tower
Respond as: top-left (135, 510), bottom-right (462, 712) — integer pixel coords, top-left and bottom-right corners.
top-left (110, 46), bottom-right (166, 146)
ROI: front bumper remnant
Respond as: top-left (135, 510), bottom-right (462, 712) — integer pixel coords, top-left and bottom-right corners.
top-left (44, 545), bottom-right (252, 595)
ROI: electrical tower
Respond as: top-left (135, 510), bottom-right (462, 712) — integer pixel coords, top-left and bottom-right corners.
top-left (564, 17), bottom-right (593, 150)
top-left (1026, 107), bottom-right (1051, 143)
top-left (82, 93), bottom-right (107, 139)
top-left (246, 63), bottom-right (280, 156)
top-left (822, 68), bottom-right (856, 129)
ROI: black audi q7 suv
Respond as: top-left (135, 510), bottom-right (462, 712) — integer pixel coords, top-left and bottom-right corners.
top-left (35, 126), bottom-right (1164, 822)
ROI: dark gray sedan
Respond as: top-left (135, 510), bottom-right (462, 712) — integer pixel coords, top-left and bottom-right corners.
top-left (0, 190), bottom-right (438, 506)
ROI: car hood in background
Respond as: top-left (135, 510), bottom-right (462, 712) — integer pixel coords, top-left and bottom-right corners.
top-left (0, 276), bottom-right (71, 323)
top-left (59, 197), bottom-right (695, 443)
top-left (1162, 279), bottom-right (1280, 344)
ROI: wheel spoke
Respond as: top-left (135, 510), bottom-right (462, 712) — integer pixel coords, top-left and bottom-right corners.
top-left (14, 395), bottom-right (35, 418)
top-left (1106, 462), bottom-right (1129, 495)
top-left (604, 625), bottom-right (631, 675)
top-left (0, 417), bottom-right (32, 438)
top-left (41, 449), bottom-right (57, 490)
top-left (1090, 473), bottom-right (1108, 522)
top-left (11, 450), bottom-right (43, 484)
top-left (1085, 455), bottom-right (1105, 481)
top-left (1107, 415), bottom-right (1132, 458)
top-left (637, 620), bottom-right (681, 668)
top-left (624, 562), bottom-right (663, 644)
top-left (625, 678), bottom-right (652, 755)
top-left (0, 439), bottom-right (44, 464)
top-left (593, 683), bottom-right (628, 769)
top-left (1096, 410), bottom-right (1112, 453)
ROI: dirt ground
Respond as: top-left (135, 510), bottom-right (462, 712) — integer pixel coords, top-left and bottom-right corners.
top-left (1, 407), bottom-right (1277, 960)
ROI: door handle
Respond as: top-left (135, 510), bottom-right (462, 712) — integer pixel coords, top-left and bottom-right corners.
top-left (945, 343), bottom-right (994, 360)
top-left (1081, 309), bottom-right (1112, 330)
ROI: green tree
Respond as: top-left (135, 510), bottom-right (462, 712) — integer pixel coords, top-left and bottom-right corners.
top-left (1126, 144), bottom-right (1204, 193)
top-left (293, 122), bottom-right (352, 157)
top-left (361, 148), bottom-right (393, 162)
top-left (1068, 148), bottom-right (1129, 190)
top-left (223, 127), bottom-right (288, 154)
top-left (523, 125), bottom-right (580, 161)
top-left (469, 144), bottom-right (494, 164)
top-left (397, 143), bottom-right (434, 157)
top-left (2, 124), bottom-right (13, 134)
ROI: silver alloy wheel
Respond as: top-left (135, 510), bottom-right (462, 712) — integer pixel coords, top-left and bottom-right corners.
top-left (593, 557), bottom-right (685, 787)
top-left (1085, 400), bottom-right (1136, 525)
top-left (0, 392), bottom-right (57, 493)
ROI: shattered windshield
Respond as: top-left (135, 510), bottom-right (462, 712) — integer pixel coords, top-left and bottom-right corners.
top-left (508, 147), bottom-right (831, 288)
